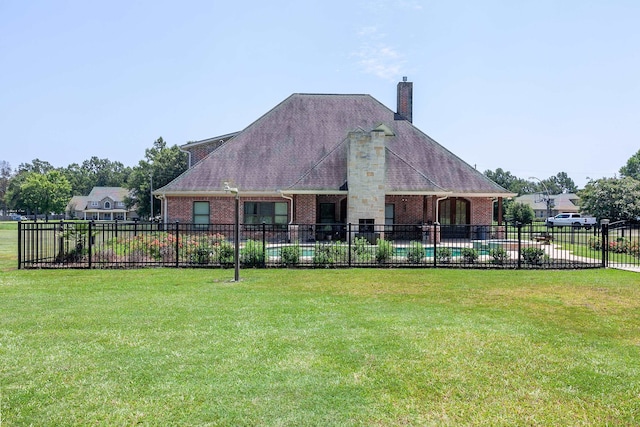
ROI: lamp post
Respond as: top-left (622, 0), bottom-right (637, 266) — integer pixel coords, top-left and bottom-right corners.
top-left (529, 176), bottom-right (551, 220)
top-left (149, 172), bottom-right (154, 221)
top-left (224, 182), bottom-right (240, 282)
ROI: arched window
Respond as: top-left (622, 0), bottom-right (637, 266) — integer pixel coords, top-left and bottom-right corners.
top-left (104, 201), bottom-right (111, 209)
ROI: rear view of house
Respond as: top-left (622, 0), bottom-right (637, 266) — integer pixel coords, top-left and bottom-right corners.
top-left (155, 80), bottom-right (513, 239)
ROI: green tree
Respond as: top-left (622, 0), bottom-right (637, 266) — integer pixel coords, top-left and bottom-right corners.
top-left (4, 159), bottom-right (54, 212)
top-left (17, 170), bottom-right (72, 218)
top-left (620, 149), bottom-right (640, 181)
top-left (541, 172), bottom-right (578, 194)
top-left (579, 177), bottom-right (640, 221)
top-left (0, 161), bottom-right (12, 214)
top-left (506, 202), bottom-right (534, 225)
top-left (484, 168), bottom-right (534, 195)
top-left (62, 157), bottom-right (132, 196)
top-left (126, 137), bottom-right (188, 219)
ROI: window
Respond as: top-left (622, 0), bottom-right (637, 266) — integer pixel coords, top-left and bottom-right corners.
top-left (244, 202), bottom-right (288, 229)
top-left (385, 204), bottom-right (395, 225)
top-left (193, 202), bottom-right (210, 229)
top-left (104, 201), bottom-right (111, 209)
top-left (91, 201), bottom-right (99, 207)
top-left (359, 218), bottom-right (374, 233)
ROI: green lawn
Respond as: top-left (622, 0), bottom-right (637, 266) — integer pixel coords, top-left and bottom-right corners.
top-left (1, 224), bottom-right (640, 425)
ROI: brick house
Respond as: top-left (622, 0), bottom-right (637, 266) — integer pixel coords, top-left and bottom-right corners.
top-left (155, 80), bottom-right (514, 239)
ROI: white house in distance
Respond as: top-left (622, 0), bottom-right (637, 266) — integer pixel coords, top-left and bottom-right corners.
top-left (514, 193), bottom-right (581, 219)
top-left (66, 187), bottom-right (138, 221)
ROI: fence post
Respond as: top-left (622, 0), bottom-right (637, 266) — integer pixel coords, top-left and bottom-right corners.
top-left (17, 220), bottom-right (22, 269)
top-left (601, 219), bottom-right (609, 268)
top-left (88, 221), bottom-right (93, 269)
top-left (262, 222), bottom-right (266, 267)
top-left (517, 222), bottom-right (522, 269)
top-left (348, 223), bottom-right (352, 267)
top-left (175, 222), bottom-right (180, 268)
top-left (433, 223), bottom-right (438, 267)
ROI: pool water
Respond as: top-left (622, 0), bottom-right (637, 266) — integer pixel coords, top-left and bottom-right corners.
top-left (266, 246), bottom-right (486, 258)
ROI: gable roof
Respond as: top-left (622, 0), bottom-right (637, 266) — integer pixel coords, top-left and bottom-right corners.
top-left (157, 93), bottom-right (512, 196)
top-left (87, 187), bottom-right (130, 202)
top-left (515, 193), bottom-right (580, 212)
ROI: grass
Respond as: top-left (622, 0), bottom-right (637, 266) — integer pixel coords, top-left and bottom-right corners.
top-left (1, 223), bottom-right (640, 425)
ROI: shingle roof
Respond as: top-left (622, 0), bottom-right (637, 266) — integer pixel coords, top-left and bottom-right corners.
top-left (87, 187), bottom-right (130, 202)
top-left (157, 93), bottom-right (512, 195)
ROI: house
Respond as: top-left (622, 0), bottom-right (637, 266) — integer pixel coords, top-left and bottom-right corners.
top-left (154, 80), bottom-right (515, 239)
top-left (66, 187), bottom-right (138, 221)
top-left (514, 193), bottom-right (581, 219)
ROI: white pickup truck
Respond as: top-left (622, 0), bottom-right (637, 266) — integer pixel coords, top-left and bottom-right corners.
top-left (545, 213), bottom-right (597, 229)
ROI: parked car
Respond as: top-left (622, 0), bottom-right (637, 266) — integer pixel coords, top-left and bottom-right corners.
top-left (8, 214), bottom-right (27, 221)
top-left (545, 213), bottom-right (597, 229)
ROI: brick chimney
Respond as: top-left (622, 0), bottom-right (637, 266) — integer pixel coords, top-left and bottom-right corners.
top-left (395, 77), bottom-right (413, 123)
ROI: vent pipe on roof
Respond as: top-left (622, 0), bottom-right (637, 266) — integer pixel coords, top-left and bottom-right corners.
top-left (395, 78), bottom-right (413, 123)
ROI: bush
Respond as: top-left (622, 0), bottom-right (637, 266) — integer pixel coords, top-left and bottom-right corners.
top-left (240, 239), bottom-right (264, 267)
top-left (588, 236), bottom-right (602, 251)
top-left (280, 243), bottom-right (300, 267)
top-left (406, 241), bottom-right (424, 264)
top-left (376, 239), bottom-right (393, 263)
top-left (489, 247), bottom-right (510, 265)
top-left (313, 242), bottom-right (346, 267)
top-left (214, 240), bottom-right (234, 267)
top-left (461, 248), bottom-right (478, 264)
top-left (351, 236), bottom-right (372, 262)
top-left (436, 247), bottom-right (452, 263)
top-left (506, 202), bottom-right (535, 225)
top-left (521, 247), bottom-right (546, 265)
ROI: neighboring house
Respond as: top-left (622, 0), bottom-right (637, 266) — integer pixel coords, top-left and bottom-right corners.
top-left (154, 80), bottom-right (515, 239)
top-left (514, 193), bottom-right (581, 219)
top-left (66, 187), bottom-right (138, 221)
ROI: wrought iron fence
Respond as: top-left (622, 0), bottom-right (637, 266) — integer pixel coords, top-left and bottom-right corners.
top-left (17, 220), bottom-right (640, 270)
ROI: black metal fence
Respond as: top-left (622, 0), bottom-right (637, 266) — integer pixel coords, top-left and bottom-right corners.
top-left (17, 220), bottom-right (640, 270)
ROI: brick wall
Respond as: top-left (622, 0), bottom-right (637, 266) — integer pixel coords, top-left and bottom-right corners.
top-left (471, 197), bottom-right (493, 224)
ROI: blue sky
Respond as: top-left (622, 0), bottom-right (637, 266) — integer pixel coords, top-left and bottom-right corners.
top-left (1, 0), bottom-right (638, 188)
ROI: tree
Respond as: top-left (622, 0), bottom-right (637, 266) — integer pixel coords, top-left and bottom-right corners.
top-left (17, 170), bottom-right (72, 218)
top-left (0, 161), bottom-right (12, 214)
top-left (484, 168), bottom-right (535, 195)
top-left (126, 137), bottom-right (188, 219)
top-left (620, 149), bottom-right (640, 181)
top-left (506, 202), bottom-right (534, 225)
top-left (543, 172), bottom-right (578, 194)
top-left (5, 159), bottom-right (57, 212)
top-left (62, 157), bottom-right (132, 196)
top-left (579, 177), bottom-right (640, 221)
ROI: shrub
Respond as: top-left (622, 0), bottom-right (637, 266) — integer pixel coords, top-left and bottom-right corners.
top-left (521, 247), bottom-right (546, 265)
top-left (406, 241), bottom-right (424, 264)
top-left (589, 236), bottom-right (602, 251)
top-left (214, 240), bottom-right (234, 267)
top-left (376, 239), bottom-right (393, 263)
top-left (461, 248), bottom-right (479, 264)
top-left (351, 236), bottom-right (372, 262)
top-left (436, 247), bottom-right (452, 263)
top-left (313, 242), bottom-right (346, 267)
top-left (489, 247), bottom-right (510, 265)
top-left (190, 246), bottom-right (212, 265)
top-left (610, 237), bottom-right (630, 254)
top-left (240, 239), bottom-right (264, 267)
top-left (280, 243), bottom-right (300, 267)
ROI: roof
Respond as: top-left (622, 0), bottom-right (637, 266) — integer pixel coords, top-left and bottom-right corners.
top-left (515, 193), bottom-right (580, 212)
top-left (157, 93), bottom-right (513, 196)
top-left (87, 187), bottom-right (130, 202)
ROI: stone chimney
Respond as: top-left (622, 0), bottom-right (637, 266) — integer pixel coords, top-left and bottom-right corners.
top-left (396, 77), bottom-right (413, 123)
